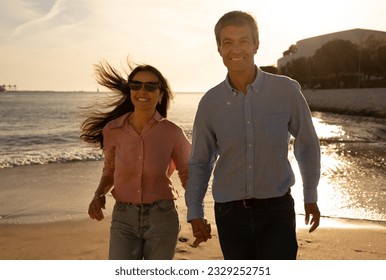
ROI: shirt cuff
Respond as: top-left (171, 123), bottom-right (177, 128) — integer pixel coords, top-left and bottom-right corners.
top-left (303, 188), bottom-right (318, 203)
top-left (186, 204), bottom-right (205, 222)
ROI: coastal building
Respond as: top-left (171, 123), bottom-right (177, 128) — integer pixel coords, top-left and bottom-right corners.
top-left (277, 28), bottom-right (386, 68)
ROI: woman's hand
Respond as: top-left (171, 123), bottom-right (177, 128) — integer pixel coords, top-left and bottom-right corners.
top-left (88, 195), bottom-right (106, 221)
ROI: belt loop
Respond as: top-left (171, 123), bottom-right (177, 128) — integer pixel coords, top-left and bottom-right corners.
top-left (242, 199), bottom-right (251, 208)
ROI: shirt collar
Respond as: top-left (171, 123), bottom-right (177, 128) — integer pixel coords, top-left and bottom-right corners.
top-left (108, 111), bottom-right (164, 129)
top-left (224, 66), bottom-right (264, 96)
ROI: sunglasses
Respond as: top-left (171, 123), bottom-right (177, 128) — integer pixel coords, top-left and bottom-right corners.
top-left (129, 80), bottom-right (160, 92)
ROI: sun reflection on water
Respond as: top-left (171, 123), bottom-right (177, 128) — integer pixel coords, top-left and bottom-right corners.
top-left (291, 115), bottom-right (386, 222)
top-left (312, 116), bottom-right (345, 140)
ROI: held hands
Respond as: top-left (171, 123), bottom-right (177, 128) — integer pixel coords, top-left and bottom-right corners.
top-left (88, 195), bottom-right (106, 221)
top-left (304, 202), bottom-right (320, 233)
top-left (190, 218), bottom-right (212, 247)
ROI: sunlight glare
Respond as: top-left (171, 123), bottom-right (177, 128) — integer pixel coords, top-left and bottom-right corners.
top-left (312, 117), bottom-right (345, 140)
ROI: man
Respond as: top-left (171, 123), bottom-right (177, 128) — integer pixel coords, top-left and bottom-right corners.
top-left (185, 11), bottom-right (321, 260)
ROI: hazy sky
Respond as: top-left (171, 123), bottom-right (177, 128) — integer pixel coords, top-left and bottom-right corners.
top-left (1, 0), bottom-right (386, 92)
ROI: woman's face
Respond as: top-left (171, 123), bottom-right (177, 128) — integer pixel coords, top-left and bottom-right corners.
top-left (129, 71), bottom-right (163, 112)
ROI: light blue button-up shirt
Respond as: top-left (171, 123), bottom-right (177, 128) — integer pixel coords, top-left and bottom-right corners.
top-left (185, 67), bottom-right (320, 221)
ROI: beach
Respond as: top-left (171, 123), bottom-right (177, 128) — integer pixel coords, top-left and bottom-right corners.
top-left (1, 91), bottom-right (385, 262)
top-left (1, 204), bottom-right (386, 260)
top-left (1, 161), bottom-right (385, 260)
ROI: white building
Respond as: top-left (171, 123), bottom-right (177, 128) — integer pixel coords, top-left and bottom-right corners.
top-left (277, 28), bottom-right (386, 68)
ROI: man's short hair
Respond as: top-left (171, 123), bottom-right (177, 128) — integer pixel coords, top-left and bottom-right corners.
top-left (214, 11), bottom-right (259, 46)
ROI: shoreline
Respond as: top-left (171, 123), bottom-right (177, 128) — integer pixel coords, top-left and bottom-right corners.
top-left (303, 88), bottom-right (386, 118)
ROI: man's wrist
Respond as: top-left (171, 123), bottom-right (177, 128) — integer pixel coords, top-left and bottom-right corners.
top-left (93, 193), bottom-right (105, 200)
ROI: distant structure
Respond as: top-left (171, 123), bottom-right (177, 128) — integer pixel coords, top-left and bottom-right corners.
top-left (0, 84), bottom-right (17, 92)
top-left (277, 28), bottom-right (386, 68)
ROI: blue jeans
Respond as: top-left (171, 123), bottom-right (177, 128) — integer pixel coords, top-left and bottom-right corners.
top-left (109, 200), bottom-right (180, 260)
top-left (215, 193), bottom-right (298, 260)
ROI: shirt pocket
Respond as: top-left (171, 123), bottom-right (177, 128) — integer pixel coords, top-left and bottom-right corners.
top-left (263, 114), bottom-right (290, 148)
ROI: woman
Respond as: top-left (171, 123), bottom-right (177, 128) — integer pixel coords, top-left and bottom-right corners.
top-left (80, 60), bottom-right (191, 260)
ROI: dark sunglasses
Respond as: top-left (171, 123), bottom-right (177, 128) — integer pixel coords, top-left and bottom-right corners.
top-left (129, 80), bottom-right (160, 92)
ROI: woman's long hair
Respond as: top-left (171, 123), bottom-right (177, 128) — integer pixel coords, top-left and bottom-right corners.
top-left (80, 60), bottom-right (173, 148)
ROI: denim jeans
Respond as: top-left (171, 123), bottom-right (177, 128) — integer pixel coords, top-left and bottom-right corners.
top-left (109, 200), bottom-right (180, 260)
top-left (215, 193), bottom-right (298, 260)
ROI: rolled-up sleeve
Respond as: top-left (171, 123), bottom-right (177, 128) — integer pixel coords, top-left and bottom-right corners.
top-left (101, 127), bottom-right (116, 179)
top-left (172, 128), bottom-right (191, 189)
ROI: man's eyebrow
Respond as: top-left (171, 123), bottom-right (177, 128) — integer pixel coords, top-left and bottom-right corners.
top-left (222, 35), bottom-right (251, 41)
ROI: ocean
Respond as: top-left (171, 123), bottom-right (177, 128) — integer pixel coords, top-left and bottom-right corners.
top-left (0, 91), bottom-right (385, 223)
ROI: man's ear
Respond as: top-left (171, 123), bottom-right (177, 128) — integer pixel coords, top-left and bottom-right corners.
top-left (217, 45), bottom-right (223, 57)
top-left (254, 40), bottom-right (260, 54)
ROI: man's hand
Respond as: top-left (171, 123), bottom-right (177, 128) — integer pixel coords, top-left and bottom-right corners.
top-left (190, 218), bottom-right (212, 247)
top-left (88, 195), bottom-right (106, 221)
top-left (304, 202), bottom-right (320, 233)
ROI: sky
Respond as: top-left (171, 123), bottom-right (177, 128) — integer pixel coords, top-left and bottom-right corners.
top-left (1, 0), bottom-right (386, 92)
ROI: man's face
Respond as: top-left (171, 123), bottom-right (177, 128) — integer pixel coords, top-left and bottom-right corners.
top-left (217, 25), bottom-right (259, 72)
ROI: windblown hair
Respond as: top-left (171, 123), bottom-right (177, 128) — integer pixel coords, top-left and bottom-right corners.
top-left (214, 10), bottom-right (259, 46)
top-left (80, 60), bottom-right (173, 148)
